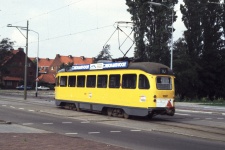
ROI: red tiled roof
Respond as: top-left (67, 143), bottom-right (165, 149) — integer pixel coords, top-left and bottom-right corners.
top-left (58, 55), bottom-right (93, 65)
top-left (38, 58), bottom-right (54, 67)
top-left (12, 50), bottom-right (19, 54)
top-left (3, 76), bottom-right (23, 81)
top-left (29, 58), bottom-right (54, 67)
top-left (38, 74), bottom-right (55, 84)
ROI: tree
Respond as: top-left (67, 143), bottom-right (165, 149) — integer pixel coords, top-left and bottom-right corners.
top-left (94, 44), bottom-right (112, 62)
top-left (173, 38), bottom-right (201, 100)
top-left (126, 0), bottom-right (178, 65)
top-left (0, 38), bottom-right (14, 51)
top-left (59, 62), bottom-right (74, 71)
top-left (180, 0), bottom-right (225, 100)
top-left (0, 38), bottom-right (15, 68)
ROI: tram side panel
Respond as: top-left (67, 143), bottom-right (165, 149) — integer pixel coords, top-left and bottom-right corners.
top-left (55, 70), bottom-right (175, 117)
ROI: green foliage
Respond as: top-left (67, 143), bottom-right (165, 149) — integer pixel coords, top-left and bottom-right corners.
top-left (0, 38), bottom-right (15, 73)
top-left (126, 0), bottom-right (178, 65)
top-left (95, 44), bottom-right (112, 62)
top-left (59, 62), bottom-right (73, 70)
top-left (175, 0), bottom-right (225, 101)
top-left (0, 38), bottom-right (14, 51)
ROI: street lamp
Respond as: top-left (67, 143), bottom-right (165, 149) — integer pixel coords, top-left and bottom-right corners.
top-left (148, 2), bottom-right (174, 70)
top-left (7, 20), bottom-right (29, 100)
top-left (29, 30), bottom-right (39, 97)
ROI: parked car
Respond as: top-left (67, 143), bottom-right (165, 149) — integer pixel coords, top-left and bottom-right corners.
top-left (37, 86), bottom-right (50, 90)
top-left (16, 85), bottom-right (32, 90)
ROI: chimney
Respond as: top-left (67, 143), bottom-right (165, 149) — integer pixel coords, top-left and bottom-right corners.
top-left (80, 56), bottom-right (85, 60)
top-left (18, 48), bottom-right (24, 51)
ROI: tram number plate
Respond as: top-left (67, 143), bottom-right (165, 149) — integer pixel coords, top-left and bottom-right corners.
top-left (156, 99), bottom-right (168, 107)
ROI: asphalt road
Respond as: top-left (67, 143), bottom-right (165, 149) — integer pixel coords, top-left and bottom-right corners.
top-left (0, 92), bottom-right (225, 150)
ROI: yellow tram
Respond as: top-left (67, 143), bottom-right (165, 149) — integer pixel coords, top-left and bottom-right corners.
top-left (55, 61), bottom-right (175, 118)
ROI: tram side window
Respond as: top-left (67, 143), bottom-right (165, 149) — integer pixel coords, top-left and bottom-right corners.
top-left (77, 75), bottom-right (85, 87)
top-left (139, 74), bottom-right (150, 89)
top-left (109, 74), bottom-right (120, 88)
top-left (60, 76), bottom-right (67, 87)
top-left (56, 77), bottom-right (60, 87)
top-left (68, 76), bottom-right (76, 87)
top-left (156, 76), bottom-right (172, 90)
top-left (86, 75), bottom-right (96, 88)
top-left (97, 75), bottom-right (108, 88)
top-left (122, 74), bottom-right (137, 89)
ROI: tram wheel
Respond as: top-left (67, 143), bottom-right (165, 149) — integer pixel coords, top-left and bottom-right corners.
top-left (107, 108), bottom-right (113, 116)
top-left (123, 111), bottom-right (130, 119)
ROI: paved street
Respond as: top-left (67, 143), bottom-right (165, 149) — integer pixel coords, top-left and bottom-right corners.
top-left (0, 90), bottom-right (225, 150)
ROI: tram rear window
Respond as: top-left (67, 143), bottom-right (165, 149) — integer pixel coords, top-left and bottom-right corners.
top-left (156, 76), bottom-right (172, 90)
top-left (60, 76), bottom-right (67, 87)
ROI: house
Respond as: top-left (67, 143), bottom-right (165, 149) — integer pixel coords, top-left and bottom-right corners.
top-left (0, 48), bottom-right (36, 89)
top-left (36, 54), bottom-right (93, 85)
top-left (30, 57), bottom-right (54, 74)
top-left (48, 54), bottom-right (94, 75)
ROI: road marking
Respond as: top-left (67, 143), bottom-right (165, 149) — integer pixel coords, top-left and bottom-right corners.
top-left (217, 118), bottom-right (224, 120)
top-left (23, 123), bottom-right (34, 125)
top-left (10, 106), bottom-right (15, 108)
top-left (110, 131), bottom-right (121, 133)
top-left (65, 133), bottom-right (78, 135)
top-left (175, 113), bottom-right (190, 116)
top-left (205, 118), bottom-right (212, 120)
top-left (19, 108), bottom-right (24, 110)
top-left (28, 110), bottom-right (35, 112)
top-left (193, 118), bottom-right (200, 120)
top-left (81, 121), bottom-right (90, 124)
top-left (176, 109), bottom-right (213, 114)
top-left (131, 130), bottom-right (141, 132)
top-left (2, 105), bottom-right (7, 107)
top-left (222, 113), bottom-right (225, 116)
top-left (62, 122), bottom-right (72, 124)
top-left (88, 132), bottom-right (100, 134)
top-left (43, 123), bottom-right (53, 125)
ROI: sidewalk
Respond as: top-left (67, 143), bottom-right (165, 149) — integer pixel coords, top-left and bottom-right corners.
top-left (0, 121), bottom-right (128, 150)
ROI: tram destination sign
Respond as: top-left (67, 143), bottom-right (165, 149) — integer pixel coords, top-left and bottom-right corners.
top-left (71, 61), bottom-right (128, 71)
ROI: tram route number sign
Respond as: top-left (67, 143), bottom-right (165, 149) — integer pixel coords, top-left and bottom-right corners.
top-left (71, 61), bottom-right (128, 71)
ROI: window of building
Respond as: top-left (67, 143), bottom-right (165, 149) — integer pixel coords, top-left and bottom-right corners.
top-left (109, 74), bottom-right (120, 88)
top-left (138, 74), bottom-right (150, 89)
top-left (68, 76), bottom-right (76, 87)
top-left (156, 76), bottom-right (172, 90)
top-left (86, 75), bottom-right (96, 88)
top-left (122, 74), bottom-right (137, 89)
top-left (60, 76), bottom-right (67, 87)
top-left (6, 81), bottom-right (12, 86)
top-left (97, 75), bottom-right (107, 88)
top-left (77, 75), bottom-right (85, 87)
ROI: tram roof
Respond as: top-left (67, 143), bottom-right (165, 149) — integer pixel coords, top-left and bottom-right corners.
top-left (128, 62), bottom-right (173, 75)
top-left (58, 61), bottom-right (173, 75)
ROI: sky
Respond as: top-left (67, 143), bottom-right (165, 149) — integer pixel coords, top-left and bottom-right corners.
top-left (0, 0), bottom-right (185, 59)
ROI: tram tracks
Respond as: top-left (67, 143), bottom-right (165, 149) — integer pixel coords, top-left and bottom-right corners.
top-left (1, 94), bottom-right (225, 142)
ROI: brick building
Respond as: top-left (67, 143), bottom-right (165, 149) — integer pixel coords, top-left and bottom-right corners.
top-left (0, 49), bottom-right (36, 89)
